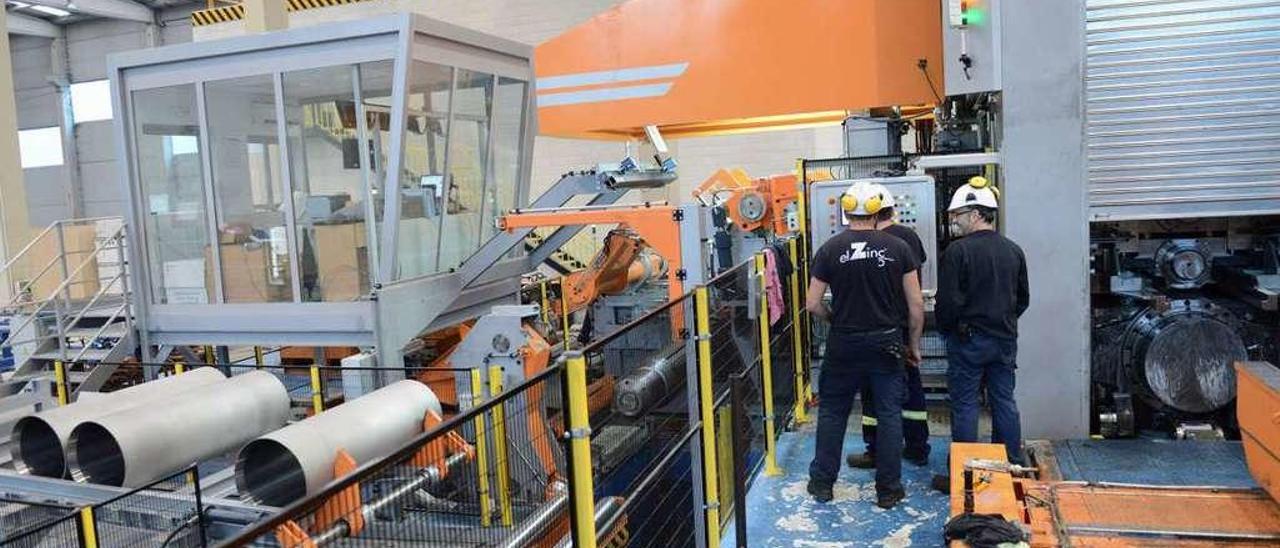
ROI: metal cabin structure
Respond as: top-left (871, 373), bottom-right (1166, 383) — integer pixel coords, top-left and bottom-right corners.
top-left (107, 14), bottom-right (538, 370)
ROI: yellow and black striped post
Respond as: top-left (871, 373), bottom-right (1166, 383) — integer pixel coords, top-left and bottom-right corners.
top-left (488, 366), bottom-right (514, 527)
top-left (755, 254), bottom-right (782, 477)
top-left (53, 360), bottom-right (68, 406)
top-left (787, 239), bottom-right (809, 424)
top-left (471, 369), bottom-right (493, 527)
top-left (694, 286), bottom-right (721, 547)
top-left (309, 365), bottom-right (324, 415)
top-left (538, 279), bottom-right (552, 327)
top-left (253, 346), bottom-right (265, 369)
top-left (563, 352), bottom-right (597, 548)
top-left (78, 507), bottom-right (98, 548)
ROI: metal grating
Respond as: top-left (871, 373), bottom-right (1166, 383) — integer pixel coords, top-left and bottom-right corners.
top-left (1086, 0), bottom-right (1280, 221)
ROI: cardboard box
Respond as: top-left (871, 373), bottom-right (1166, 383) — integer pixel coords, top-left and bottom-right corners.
top-left (21, 225), bottom-right (101, 301)
top-left (311, 222), bottom-right (369, 301)
top-left (205, 243), bottom-right (291, 303)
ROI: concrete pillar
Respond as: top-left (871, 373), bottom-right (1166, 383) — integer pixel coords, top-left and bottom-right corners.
top-left (244, 0), bottom-right (288, 33)
top-left (0, 9), bottom-right (36, 299)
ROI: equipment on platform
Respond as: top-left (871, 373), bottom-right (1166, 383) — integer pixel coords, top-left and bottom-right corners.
top-left (11, 367), bottom-right (226, 479)
top-left (1091, 217), bottom-right (1280, 436)
top-left (237, 380), bottom-right (443, 506)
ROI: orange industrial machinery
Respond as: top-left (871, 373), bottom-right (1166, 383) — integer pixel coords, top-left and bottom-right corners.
top-left (1239, 361), bottom-right (1280, 503)
top-left (533, 0), bottom-right (942, 139)
top-left (694, 169), bottom-right (799, 235)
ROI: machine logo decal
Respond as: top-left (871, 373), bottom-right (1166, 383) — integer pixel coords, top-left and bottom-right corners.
top-left (536, 62), bottom-right (689, 107)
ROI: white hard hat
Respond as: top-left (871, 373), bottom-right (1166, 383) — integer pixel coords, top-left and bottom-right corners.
top-left (947, 176), bottom-right (1000, 212)
top-left (841, 181), bottom-right (895, 217)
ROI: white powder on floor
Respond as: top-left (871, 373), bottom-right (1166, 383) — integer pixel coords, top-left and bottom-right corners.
top-left (876, 522), bottom-right (920, 547)
top-left (776, 512), bottom-right (819, 533)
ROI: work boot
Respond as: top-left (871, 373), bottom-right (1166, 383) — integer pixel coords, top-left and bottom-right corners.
top-left (846, 452), bottom-right (876, 469)
top-left (876, 488), bottom-right (905, 509)
top-left (807, 480), bottom-right (833, 503)
top-left (931, 474), bottom-right (951, 494)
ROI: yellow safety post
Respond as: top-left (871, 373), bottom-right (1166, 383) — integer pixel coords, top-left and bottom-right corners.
top-left (489, 366), bottom-right (514, 527)
top-left (560, 279), bottom-right (572, 351)
top-left (538, 279), bottom-right (552, 326)
top-left (309, 365), bottom-right (324, 414)
top-left (203, 345), bottom-right (215, 364)
top-left (755, 254), bottom-right (782, 477)
top-left (53, 360), bottom-right (68, 406)
top-left (787, 239), bottom-right (810, 424)
top-left (174, 361), bottom-right (186, 375)
top-left (471, 369), bottom-right (493, 527)
top-left (694, 286), bottom-right (721, 547)
top-left (253, 346), bottom-right (265, 368)
top-left (564, 352), bottom-right (598, 548)
top-left (78, 507), bottom-right (98, 548)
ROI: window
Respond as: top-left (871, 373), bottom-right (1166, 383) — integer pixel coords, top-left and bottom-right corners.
top-left (18, 127), bottom-right (64, 168)
top-left (71, 80), bottom-right (113, 123)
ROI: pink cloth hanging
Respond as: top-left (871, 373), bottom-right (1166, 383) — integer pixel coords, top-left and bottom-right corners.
top-left (763, 247), bottom-right (785, 324)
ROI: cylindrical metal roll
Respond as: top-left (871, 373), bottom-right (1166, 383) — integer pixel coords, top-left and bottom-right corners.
top-left (235, 380), bottom-right (442, 507)
top-left (11, 367), bottom-right (226, 478)
top-left (68, 370), bottom-right (289, 487)
top-left (604, 171), bottom-right (677, 190)
top-left (614, 343), bottom-right (686, 417)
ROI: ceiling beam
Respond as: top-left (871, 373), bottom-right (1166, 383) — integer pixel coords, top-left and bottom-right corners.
top-left (7, 11), bottom-right (60, 38)
top-left (25, 0), bottom-right (153, 23)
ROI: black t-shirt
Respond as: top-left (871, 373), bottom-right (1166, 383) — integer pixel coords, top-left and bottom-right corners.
top-left (882, 223), bottom-right (927, 266)
top-left (936, 230), bottom-right (1030, 339)
top-left (812, 229), bottom-right (920, 331)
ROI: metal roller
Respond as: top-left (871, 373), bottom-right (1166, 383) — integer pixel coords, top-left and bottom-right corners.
top-left (68, 370), bottom-right (290, 488)
top-left (235, 380), bottom-right (442, 507)
top-left (10, 367), bottom-right (226, 478)
top-left (613, 342), bottom-right (687, 417)
top-left (603, 170), bottom-right (677, 190)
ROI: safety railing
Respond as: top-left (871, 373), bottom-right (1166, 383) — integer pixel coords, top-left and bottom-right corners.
top-left (0, 497), bottom-right (77, 543)
top-left (221, 363), bottom-right (568, 547)
top-left (0, 464), bottom-right (206, 548)
top-left (214, 236), bottom-right (812, 548)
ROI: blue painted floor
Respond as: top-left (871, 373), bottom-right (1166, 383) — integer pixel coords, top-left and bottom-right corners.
top-left (724, 419), bottom-right (949, 547)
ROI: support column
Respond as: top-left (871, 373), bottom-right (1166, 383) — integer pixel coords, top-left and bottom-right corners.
top-left (0, 9), bottom-right (35, 300)
top-left (243, 0), bottom-right (287, 33)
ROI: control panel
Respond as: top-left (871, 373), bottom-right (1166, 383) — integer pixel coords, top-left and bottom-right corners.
top-left (808, 176), bottom-right (938, 294)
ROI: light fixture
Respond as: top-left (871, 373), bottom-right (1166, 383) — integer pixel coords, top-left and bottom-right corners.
top-left (30, 4), bottom-right (72, 17)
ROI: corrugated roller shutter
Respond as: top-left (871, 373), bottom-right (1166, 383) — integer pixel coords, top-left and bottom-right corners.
top-left (1086, 0), bottom-right (1280, 220)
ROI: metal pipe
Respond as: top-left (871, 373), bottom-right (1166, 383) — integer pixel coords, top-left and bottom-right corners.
top-left (68, 370), bottom-right (289, 487)
top-left (554, 496), bottom-right (623, 548)
top-left (604, 170), bottom-right (678, 190)
top-left (235, 380), bottom-right (442, 507)
top-left (498, 482), bottom-right (568, 548)
top-left (11, 367), bottom-right (226, 478)
top-left (613, 342), bottom-right (687, 417)
top-left (310, 451), bottom-right (469, 546)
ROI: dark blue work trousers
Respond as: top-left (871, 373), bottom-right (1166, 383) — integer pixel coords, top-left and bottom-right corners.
top-left (861, 363), bottom-right (930, 459)
top-left (809, 328), bottom-right (905, 495)
top-left (946, 332), bottom-right (1023, 464)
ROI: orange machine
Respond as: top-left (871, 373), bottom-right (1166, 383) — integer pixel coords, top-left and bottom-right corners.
top-left (534, 0), bottom-right (942, 139)
top-left (558, 230), bottom-right (666, 317)
top-left (694, 168), bottom-right (799, 235)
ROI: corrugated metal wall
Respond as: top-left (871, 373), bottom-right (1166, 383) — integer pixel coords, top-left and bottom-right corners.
top-left (1086, 0), bottom-right (1280, 220)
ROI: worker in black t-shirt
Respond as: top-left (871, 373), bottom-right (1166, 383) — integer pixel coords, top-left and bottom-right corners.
top-left (846, 194), bottom-right (932, 471)
top-left (806, 181), bottom-right (925, 509)
top-left (930, 176), bottom-right (1030, 493)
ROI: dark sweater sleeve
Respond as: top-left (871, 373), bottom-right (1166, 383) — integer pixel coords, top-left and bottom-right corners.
top-left (936, 245), bottom-right (965, 334)
top-left (1015, 245), bottom-right (1030, 317)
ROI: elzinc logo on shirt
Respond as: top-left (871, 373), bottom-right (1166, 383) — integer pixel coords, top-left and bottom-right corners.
top-left (838, 241), bottom-right (896, 267)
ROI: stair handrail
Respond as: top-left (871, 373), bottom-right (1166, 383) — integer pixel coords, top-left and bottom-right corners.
top-left (0, 217), bottom-right (124, 310)
top-left (2, 226), bottom-right (127, 350)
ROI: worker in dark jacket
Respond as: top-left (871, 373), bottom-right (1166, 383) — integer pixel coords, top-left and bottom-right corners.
top-left (806, 181), bottom-right (924, 509)
top-left (847, 194), bottom-right (931, 470)
top-left (932, 177), bottom-right (1029, 491)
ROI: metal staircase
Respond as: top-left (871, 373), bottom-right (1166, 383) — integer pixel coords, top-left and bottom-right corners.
top-left (0, 218), bottom-right (137, 402)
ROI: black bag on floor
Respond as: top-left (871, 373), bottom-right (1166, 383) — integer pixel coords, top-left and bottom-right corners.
top-left (942, 513), bottom-right (1028, 548)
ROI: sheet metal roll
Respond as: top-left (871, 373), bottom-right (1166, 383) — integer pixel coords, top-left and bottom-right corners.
top-left (68, 370), bottom-right (289, 487)
top-left (236, 380), bottom-right (442, 506)
top-left (10, 367), bottom-right (226, 478)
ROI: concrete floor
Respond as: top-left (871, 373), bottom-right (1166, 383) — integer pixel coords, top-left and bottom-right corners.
top-left (722, 417), bottom-right (951, 547)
